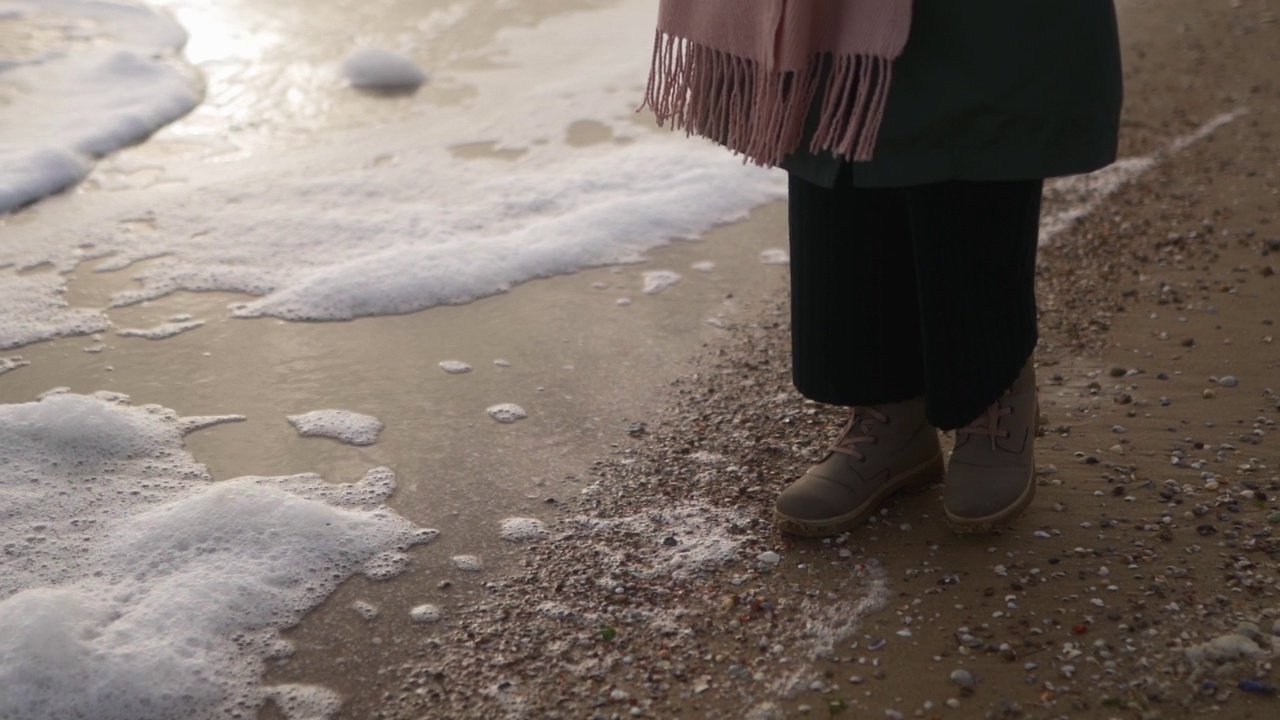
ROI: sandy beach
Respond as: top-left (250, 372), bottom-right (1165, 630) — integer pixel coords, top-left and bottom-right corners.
top-left (365, 1), bottom-right (1280, 718)
top-left (1, 0), bottom-right (1277, 718)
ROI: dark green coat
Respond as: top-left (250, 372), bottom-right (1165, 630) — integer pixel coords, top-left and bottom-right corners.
top-left (782, 0), bottom-right (1123, 188)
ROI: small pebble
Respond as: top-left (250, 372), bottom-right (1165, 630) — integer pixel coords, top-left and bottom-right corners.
top-left (1239, 679), bottom-right (1277, 695)
top-left (1219, 375), bottom-right (1239, 387)
top-left (949, 669), bottom-right (976, 688)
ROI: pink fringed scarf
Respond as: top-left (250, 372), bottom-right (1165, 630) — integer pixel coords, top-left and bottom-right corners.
top-left (643, 0), bottom-right (912, 166)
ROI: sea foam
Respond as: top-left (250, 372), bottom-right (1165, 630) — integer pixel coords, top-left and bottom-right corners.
top-left (0, 0), bottom-right (786, 352)
top-left (287, 409), bottom-right (384, 446)
top-left (0, 0), bottom-right (201, 213)
top-left (0, 392), bottom-right (435, 719)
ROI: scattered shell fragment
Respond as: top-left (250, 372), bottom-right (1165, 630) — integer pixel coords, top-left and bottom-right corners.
top-left (949, 669), bottom-right (976, 688)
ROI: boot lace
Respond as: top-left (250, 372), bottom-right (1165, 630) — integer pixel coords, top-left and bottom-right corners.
top-left (829, 407), bottom-right (889, 461)
top-left (956, 396), bottom-right (1013, 450)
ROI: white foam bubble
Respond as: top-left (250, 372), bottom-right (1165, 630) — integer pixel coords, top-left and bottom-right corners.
top-left (438, 360), bottom-right (472, 374)
top-left (0, 273), bottom-right (111, 350)
top-left (263, 684), bottom-right (343, 720)
top-left (691, 261), bottom-right (716, 273)
top-left (0, 356), bottom-right (29, 375)
top-left (759, 249), bottom-right (790, 265)
top-left (341, 47), bottom-right (427, 89)
top-left (642, 270), bottom-right (683, 295)
top-left (499, 517), bottom-right (549, 543)
top-left (409, 604), bottom-right (443, 623)
top-left (361, 550), bottom-right (411, 580)
top-left (0, 0), bottom-right (200, 213)
top-left (352, 600), bottom-right (380, 621)
top-left (0, 393), bottom-right (435, 720)
top-left (486, 403), bottom-right (527, 424)
top-left (287, 409), bottom-right (383, 446)
top-left (449, 555), bottom-right (482, 572)
top-left (116, 319), bottom-right (206, 339)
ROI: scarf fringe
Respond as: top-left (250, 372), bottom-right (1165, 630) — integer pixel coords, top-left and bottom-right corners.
top-left (643, 32), bottom-right (894, 166)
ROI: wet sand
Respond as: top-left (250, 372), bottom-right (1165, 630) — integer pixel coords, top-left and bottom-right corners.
top-left (2, 0), bottom-right (1278, 718)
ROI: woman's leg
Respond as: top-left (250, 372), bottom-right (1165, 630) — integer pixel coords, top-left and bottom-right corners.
top-left (776, 170), bottom-right (944, 537)
top-left (900, 179), bottom-right (1045, 531)
top-left (788, 169), bottom-right (927, 405)
top-left (899, 179), bottom-right (1044, 430)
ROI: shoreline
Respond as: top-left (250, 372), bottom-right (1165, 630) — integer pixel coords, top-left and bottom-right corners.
top-left (1, 0), bottom-right (1277, 718)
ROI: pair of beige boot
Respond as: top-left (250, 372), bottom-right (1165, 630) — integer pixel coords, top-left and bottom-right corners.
top-left (774, 361), bottom-right (1038, 536)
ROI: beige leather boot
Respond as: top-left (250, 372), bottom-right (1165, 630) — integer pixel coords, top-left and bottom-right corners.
top-left (944, 360), bottom-right (1038, 533)
top-left (775, 398), bottom-right (943, 537)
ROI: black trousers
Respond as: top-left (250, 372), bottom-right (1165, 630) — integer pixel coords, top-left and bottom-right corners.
top-left (788, 170), bottom-right (1044, 430)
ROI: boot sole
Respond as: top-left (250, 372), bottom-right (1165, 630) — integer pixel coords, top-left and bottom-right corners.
top-left (774, 452), bottom-right (945, 537)
top-left (943, 469), bottom-right (1037, 534)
